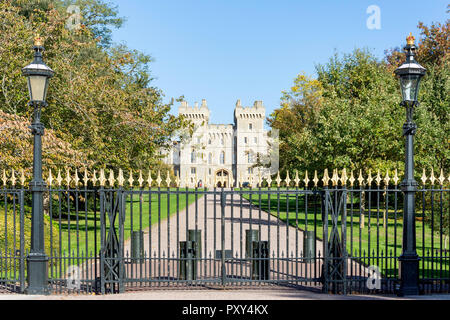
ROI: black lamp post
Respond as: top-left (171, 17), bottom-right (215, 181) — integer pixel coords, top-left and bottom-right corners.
top-left (395, 33), bottom-right (426, 296)
top-left (22, 35), bottom-right (54, 295)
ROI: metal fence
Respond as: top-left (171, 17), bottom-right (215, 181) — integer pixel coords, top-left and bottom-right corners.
top-left (0, 168), bottom-right (449, 295)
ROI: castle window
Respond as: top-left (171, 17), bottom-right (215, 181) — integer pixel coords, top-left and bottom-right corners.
top-left (208, 139), bottom-right (211, 145)
top-left (208, 153), bottom-right (212, 164)
top-left (249, 123), bottom-right (253, 130)
top-left (248, 152), bottom-right (253, 163)
top-left (248, 167), bottom-right (253, 174)
top-left (220, 152), bottom-right (225, 164)
top-left (221, 138), bottom-right (224, 145)
top-left (191, 167), bottom-right (196, 174)
top-left (244, 137), bottom-right (248, 144)
top-left (191, 150), bottom-right (196, 163)
top-left (254, 137), bottom-right (257, 144)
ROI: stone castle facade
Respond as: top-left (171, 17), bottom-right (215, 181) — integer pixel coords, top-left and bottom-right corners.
top-left (162, 99), bottom-right (270, 187)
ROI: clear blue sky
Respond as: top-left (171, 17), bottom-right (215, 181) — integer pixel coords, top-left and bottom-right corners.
top-left (110, 0), bottom-right (448, 124)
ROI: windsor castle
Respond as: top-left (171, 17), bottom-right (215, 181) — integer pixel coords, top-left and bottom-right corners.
top-left (162, 99), bottom-right (272, 187)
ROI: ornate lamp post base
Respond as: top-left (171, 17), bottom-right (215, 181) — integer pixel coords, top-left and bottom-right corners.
top-left (25, 253), bottom-right (49, 295)
top-left (398, 254), bottom-right (420, 296)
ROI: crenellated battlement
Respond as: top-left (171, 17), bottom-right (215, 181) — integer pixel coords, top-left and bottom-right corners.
top-left (179, 99), bottom-right (210, 122)
top-left (234, 99), bottom-right (265, 119)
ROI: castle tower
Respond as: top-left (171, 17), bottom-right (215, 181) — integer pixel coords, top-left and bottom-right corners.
top-left (233, 100), bottom-right (266, 183)
top-left (163, 98), bottom-right (268, 188)
top-left (179, 99), bottom-right (210, 126)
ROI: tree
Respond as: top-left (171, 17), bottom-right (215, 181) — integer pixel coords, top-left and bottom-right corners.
top-left (386, 18), bottom-right (449, 171)
top-left (269, 49), bottom-right (403, 175)
top-left (270, 16), bottom-right (449, 177)
top-left (0, 1), bottom-right (189, 171)
top-left (0, 110), bottom-right (89, 177)
top-left (11, 0), bottom-right (124, 47)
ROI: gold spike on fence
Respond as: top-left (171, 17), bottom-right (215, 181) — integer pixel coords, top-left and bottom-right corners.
top-left (341, 168), bottom-right (348, 187)
top-left (156, 170), bottom-right (162, 187)
top-left (92, 169), bottom-right (98, 187)
top-left (294, 170), bottom-right (300, 187)
top-left (20, 169), bottom-right (26, 187)
top-left (83, 169), bottom-right (89, 187)
top-left (367, 169), bottom-right (373, 187)
top-left (430, 168), bottom-right (436, 185)
top-left (99, 169), bottom-right (106, 187)
top-left (117, 169), bottom-right (124, 187)
top-left (349, 170), bottom-right (355, 187)
top-left (331, 169), bottom-right (339, 187)
top-left (393, 168), bottom-right (399, 186)
top-left (421, 168), bottom-right (427, 186)
top-left (148, 170), bottom-right (153, 188)
top-left (375, 170), bottom-right (381, 187)
top-left (304, 170), bottom-right (310, 188)
top-left (4, 166), bottom-right (441, 190)
top-left (73, 169), bottom-right (80, 188)
top-left (108, 169), bottom-right (115, 187)
top-left (56, 169), bottom-right (63, 187)
top-left (10, 169), bottom-right (16, 187)
top-left (313, 170), bottom-right (319, 187)
top-left (276, 171), bottom-right (281, 188)
top-left (384, 170), bottom-right (390, 187)
top-left (438, 169), bottom-right (445, 186)
top-left (65, 168), bottom-right (71, 187)
top-left (266, 173), bottom-right (272, 188)
top-left (358, 169), bottom-right (364, 187)
top-left (138, 170), bottom-right (144, 188)
top-left (166, 170), bottom-right (171, 187)
top-left (47, 169), bottom-right (53, 187)
top-left (323, 169), bottom-right (330, 187)
top-left (285, 171), bottom-right (291, 188)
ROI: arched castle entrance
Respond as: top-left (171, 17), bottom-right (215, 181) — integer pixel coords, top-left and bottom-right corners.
top-left (215, 169), bottom-right (229, 188)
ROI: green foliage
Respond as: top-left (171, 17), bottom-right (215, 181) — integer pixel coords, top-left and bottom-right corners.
top-left (270, 15), bottom-right (449, 235)
top-left (270, 49), bottom-right (403, 175)
top-left (0, 1), bottom-right (189, 171)
top-left (270, 17), bottom-right (449, 176)
top-left (0, 207), bottom-right (60, 273)
top-left (11, 0), bottom-right (124, 47)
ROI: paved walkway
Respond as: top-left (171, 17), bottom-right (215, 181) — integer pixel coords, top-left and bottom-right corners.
top-left (124, 192), bottom-right (322, 258)
top-left (1, 288), bottom-right (449, 300)
top-left (118, 191), bottom-right (369, 285)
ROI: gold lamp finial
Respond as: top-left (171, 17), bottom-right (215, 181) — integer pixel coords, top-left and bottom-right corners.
top-left (406, 32), bottom-right (415, 45)
top-left (34, 34), bottom-right (42, 46)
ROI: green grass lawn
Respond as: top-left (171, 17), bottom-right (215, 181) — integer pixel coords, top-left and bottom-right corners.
top-left (49, 189), bottom-right (200, 258)
top-left (239, 188), bottom-right (449, 278)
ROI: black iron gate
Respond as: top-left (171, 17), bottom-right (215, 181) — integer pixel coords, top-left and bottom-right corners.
top-left (0, 188), bottom-right (25, 293)
top-left (0, 169), bottom-right (449, 295)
